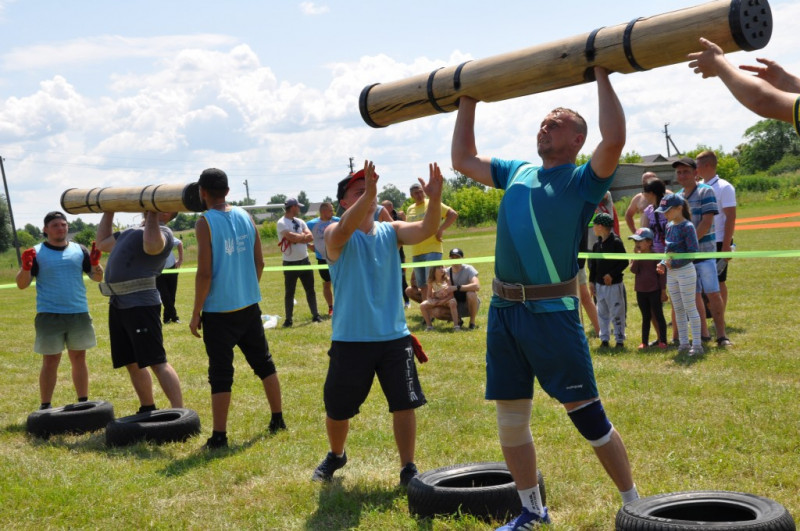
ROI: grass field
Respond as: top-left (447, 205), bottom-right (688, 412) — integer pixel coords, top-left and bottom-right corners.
top-left (1, 200), bottom-right (798, 529)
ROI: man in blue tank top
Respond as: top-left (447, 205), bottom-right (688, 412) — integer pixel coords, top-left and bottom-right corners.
top-left (451, 67), bottom-right (637, 528)
top-left (190, 168), bottom-right (285, 450)
top-left (311, 160), bottom-right (442, 487)
top-left (16, 211), bottom-right (104, 410)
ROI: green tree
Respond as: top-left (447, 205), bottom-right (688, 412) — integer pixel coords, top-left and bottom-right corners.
top-left (297, 191), bottom-right (310, 215)
top-left (16, 229), bottom-right (36, 248)
top-left (169, 213), bottom-right (197, 231)
top-left (377, 184), bottom-right (407, 208)
top-left (620, 151), bottom-right (643, 163)
top-left (737, 119), bottom-right (800, 173)
top-left (269, 194), bottom-right (287, 205)
top-left (24, 223), bottom-right (42, 240)
top-left (0, 194), bottom-right (12, 253)
top-left (72, 227), bottom-right (96, 247)
top-left (448, 169), bottom-right (486, 191)
top-left (70, 217), bottom-right (87, 233)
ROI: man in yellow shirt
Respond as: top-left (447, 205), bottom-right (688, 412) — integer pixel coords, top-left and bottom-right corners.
top-left (404, 181), bottom-right (458, 304)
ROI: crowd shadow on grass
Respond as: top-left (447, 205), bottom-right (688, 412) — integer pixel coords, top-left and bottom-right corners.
top-left (305, 482), bottom-right (413, 531)
top-left (158, 433), bottom-right (264, 477)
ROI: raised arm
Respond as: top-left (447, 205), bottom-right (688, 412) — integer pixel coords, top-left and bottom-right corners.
top-left (325, 160), bottom-right (379, 261)
top-left (95, 212), bottom-right (117, 252)
top-left (142, 211), bottom-right (166, 256)
top-left (451, 96), bottom-right (494, 187)
top-left (738, 57), bottom-right (800, 93)
top-left (395, 163), bottom-right (444, 246)
top-left (687, 38), bottom-right (797, 124)
top-left (589, 67), bottom-right (626, 179)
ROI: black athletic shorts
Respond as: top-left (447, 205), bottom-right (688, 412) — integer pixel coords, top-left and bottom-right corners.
top-left (109, 304), bottom-right (167, 369)
top-left (202, 304), bottom-right (277, 394)
top-left (317, 259), bottom-right (331, 283)
top-left (716, 241), bottom-right (731, 283)
top-left (324, 335), bottom-right (426, 421)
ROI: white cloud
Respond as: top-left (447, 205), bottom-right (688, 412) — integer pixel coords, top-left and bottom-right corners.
top-left (299, 2), bottom-right (329, 15)
top-left (1, 34), bottom-right (238, 71)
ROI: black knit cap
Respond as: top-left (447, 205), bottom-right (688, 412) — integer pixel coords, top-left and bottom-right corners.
top-left (198, 168), bottom-right (229, 190)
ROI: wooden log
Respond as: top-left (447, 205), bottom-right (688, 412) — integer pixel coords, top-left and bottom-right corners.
top-left (60, 183), bottom-right (204, 214)
top-left (360, 0), bottom-right (772, 128)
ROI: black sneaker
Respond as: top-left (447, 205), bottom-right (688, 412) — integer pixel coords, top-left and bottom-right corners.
top-left (312, 315), bottom-right (323, 323)
top-left (468, 323), bottom-right (478, 330)
top-left (312, 451), bottom-right (347, 481)
top-left (600, 340), bottom-right (610, 348)
top-left (282, 320), bottom-right (293, 328)
top-left (399, 462), bottom-right (419, 486)
top-left (204, 434), bottom-right (228, 450)
top-left (137, 405), bottom-right (157, 414)
top-left (268, 417), bottom-right (286, 434)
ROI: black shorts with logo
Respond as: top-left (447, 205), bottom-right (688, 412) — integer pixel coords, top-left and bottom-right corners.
top-left (324, 335), bottom-right (426, 421)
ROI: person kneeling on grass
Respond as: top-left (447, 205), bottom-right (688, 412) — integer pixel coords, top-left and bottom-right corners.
top-left (311, 160), bottom-right (442, 486)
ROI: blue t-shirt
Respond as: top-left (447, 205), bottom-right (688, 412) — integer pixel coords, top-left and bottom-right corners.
top-left (329, 222), bottom-right (408, 341)
top-left (31, 242), bottom-right (91, 314)
top-left (678, 183), bottom-right (718, 253)
top-left (490, 158), bottom-right (612, 313)
top-left (664, 220), bottom-right (699, 269)
top-left (306, 215), bottom-right (340, 260)
top-left (202, 207), bottom-right (262, 313)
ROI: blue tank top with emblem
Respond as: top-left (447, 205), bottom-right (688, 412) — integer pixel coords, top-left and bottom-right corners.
top-left (33, 242), bottom-right (89, 314)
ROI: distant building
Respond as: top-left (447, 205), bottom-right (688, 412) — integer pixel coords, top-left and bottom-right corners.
top-left (609, 155), bottom-right (680, 199)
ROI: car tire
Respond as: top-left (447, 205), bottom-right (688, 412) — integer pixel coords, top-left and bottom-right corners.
top-left (105, 408), bottom-right (201, 447)
top-left (407, 461), bottom-right (545, 521)
top-left (26, 400), bottom-right (115, 438)
top-left (616, 490), bottom-right (795, 530)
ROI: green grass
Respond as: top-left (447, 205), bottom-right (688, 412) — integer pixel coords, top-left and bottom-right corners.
top-left (1, 200), bottom-right (799, 529)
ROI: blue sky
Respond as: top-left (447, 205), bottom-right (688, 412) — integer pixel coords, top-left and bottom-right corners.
top-left (1, 0), bottom-right (797, 228)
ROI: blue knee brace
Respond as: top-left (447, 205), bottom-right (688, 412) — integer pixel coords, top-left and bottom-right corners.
top-left (567, 399), bottom-right (614, 447)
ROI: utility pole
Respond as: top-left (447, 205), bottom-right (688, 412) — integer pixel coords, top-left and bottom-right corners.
top-left (663, 123), bottom-right (682, 157)
top-left (348, 157), bottom-right (355, 174)
top-left (242, 179), bottom-right (251, 202)
top-left (0, 155), bottom-right (22, 267)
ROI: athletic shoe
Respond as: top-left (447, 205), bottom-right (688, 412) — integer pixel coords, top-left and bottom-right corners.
top-left (425, 326), bottom-right (434, 331)
top-left (453, 325), bottom-right (462, 331)
top-left (496, 507), bottom-right (551, 529)
top-left (282, 320), bottom-right (293, 328)
top-left (615, 343), bottom-right (625, 350)
top-left (600, 341), bottom-right (610, 348)
top-left (716, 336), bottom-right (732, 347)
top-left (468, 323), bottom-right (479, 330)
top-left (658, 342), bottom-right (668, 349)
top-left (678, 344), bottom-right (691, 355)
top-left (701, 335), bottom-right (712, 342)
top-left (268, 417), bottom-right (286, 434)
top-left (637, 343), bottom-right (647, 350)
top-left (399, 462), bottom-right (419, 487)
top-left (404, 302), bottom-right (411, 309)
top-left (204, 434), bottom-right (228, 450)
top-left (312, 451), bottom-right (347, 482)
top-left (689, 345), bottom-right (705, 357)
top-left (648, 339), bottom-right (660, 347)
top-left (312, 315), bottom-right (323, 323)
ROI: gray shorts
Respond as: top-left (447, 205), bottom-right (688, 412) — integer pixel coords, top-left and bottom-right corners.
top-left (34, 312), bottom-right (96, 355)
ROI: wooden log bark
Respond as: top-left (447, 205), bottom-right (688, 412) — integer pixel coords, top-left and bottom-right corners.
top-left (360, 0), bottom-right (772, 128)
top-left (60, 183), bottom-right (204, 214)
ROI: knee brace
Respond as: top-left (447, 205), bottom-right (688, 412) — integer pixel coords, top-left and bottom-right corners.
top-left (567, 399), bottom-right (614, 447)
top-left (496, 399), bottom-right (533, 447)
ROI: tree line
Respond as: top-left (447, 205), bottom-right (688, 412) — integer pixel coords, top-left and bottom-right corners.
top-left (2, 118), bottom-right (798, 253)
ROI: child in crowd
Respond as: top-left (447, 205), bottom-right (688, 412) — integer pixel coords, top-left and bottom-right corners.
top-left (588, 212), bottom-right (628, 348)
top-left (656, 194), bottom-right (703, 356)
top-left (420, 265), bottom-right (460, 331)
top-left (629, 228), bottom-right (668, 350)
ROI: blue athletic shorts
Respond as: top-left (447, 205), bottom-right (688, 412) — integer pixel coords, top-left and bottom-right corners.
top-left (694, 259), bottom-right (720, 294)
top-left (485, 304), bottom-right (599, 403)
